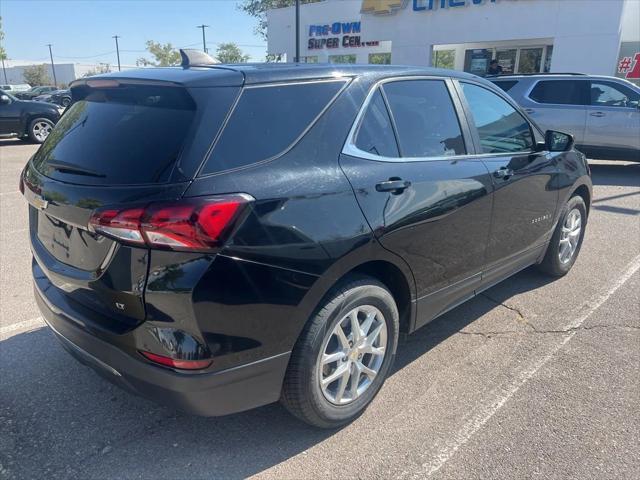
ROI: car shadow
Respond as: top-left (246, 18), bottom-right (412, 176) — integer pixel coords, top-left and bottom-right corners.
top-left (589, 161), bottom-right (640, 188)
top-left (1, 267), bottom-right (554, 480)
top-left (0, 138), bottom-right (33, 147)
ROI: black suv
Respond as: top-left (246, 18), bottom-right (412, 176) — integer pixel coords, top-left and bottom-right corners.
top-left (22, 51), bottom-right (592, 428)
top-left (0, 91), bottom-right (62, 143)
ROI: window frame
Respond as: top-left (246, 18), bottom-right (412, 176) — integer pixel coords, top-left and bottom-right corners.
top-left (454, 79), bottom-right (541, 157)
top-left (524, 78), bottom-right (590, 107)
top-left (196, 77), bottom-right (351, 178)
top-left (342, 76), bottom-right (475, 163)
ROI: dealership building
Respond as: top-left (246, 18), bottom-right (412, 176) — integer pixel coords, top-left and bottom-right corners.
top-left (267, 0), bottom-right (640, 83)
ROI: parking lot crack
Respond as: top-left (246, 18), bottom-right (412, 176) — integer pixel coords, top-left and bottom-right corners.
top-left (479, 292), bottom-right (539, 332)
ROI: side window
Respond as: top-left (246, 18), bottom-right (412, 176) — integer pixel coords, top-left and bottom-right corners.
top-left (491, 80), bottom-right (519, 93)
top-left (355, 88), bottom-right (399, 157)
top-left (590, 81), bottom-right (640, 108)
top-left (461, 83), bottom-right (534, 154)
top-left (529, 80), bottom-right (587, 105)
top-left (382, 80), bottom-right (466, 157)
top-left (200, 80), bottom-right (346, 175)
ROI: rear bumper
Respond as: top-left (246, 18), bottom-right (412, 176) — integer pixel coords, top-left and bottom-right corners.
top-left (34, 280), bottom-right (291, 416)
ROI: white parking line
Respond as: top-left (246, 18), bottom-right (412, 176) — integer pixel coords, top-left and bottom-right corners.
top-left (407, 254), bottom-right (640, 479)
top-left (0, 316), bottom-right (44, 340)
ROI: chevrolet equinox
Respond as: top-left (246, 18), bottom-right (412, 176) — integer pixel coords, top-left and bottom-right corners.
top-left (22, 50), bottom-right (592, 428)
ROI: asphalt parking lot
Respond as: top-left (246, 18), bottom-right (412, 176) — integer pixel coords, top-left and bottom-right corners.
top-left (1, 138), bottom-right (638, 480)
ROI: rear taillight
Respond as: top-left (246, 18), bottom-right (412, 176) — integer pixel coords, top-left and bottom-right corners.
top-left (88, 194), bottom-right (252, 251)
top-left (139, 351), bottom-right (212, 370)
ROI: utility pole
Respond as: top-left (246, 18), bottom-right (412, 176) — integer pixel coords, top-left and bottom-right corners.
top-left (113, 35), bottom-right (121, 71)
top-left (46, 44), bottom-right (57, 86)
top-left (196, 25), bottom-right (209, 53)
top-left (1, 57), bottom-right (7, 84)
top-left (295, 0), bottom-right (300, 62)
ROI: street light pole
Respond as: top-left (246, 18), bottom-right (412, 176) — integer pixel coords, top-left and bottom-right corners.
top-left (46, 44), bottom-right (57, 86)
top-left (295, 0), bottom-right (300, 63)
top-left (196, 25), bottom-right (209, 53)
top-left (113, 35), bottom-right (121, 71)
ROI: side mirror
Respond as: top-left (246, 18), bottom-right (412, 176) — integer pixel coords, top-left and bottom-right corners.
top-left (0, 95), bottom-right (10, 105)
top-left (545, 130), bottom-right (574, 152)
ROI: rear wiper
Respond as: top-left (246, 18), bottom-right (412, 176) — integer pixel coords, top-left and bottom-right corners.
top-left (46, 161), bottom-right (106, 178)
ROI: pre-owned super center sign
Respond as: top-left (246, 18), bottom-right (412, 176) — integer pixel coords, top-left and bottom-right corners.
top-left (308, 21), bottom-right (380, 49)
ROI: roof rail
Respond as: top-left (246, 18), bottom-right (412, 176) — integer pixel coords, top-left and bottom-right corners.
top-left (179, 49), bottom-right (219, 68)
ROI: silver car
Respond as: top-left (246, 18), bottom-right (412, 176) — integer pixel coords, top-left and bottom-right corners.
top-left (490, 74), bottom-right (640, 161)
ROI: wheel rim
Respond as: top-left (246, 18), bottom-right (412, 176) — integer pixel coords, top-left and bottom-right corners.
top-left (33, 121), bottom-right (52, 142)
top-left (318, 305), bottom-right (388, 406)
top-left (559, 208), bottom-right (582, 264)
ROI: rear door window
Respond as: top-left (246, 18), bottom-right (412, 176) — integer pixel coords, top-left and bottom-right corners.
top-left (354, 88), bottom-right (399, 157)
top-left (32, 84), bottom-right (199, 185)
top-left (461, 82), bottom-right (534, 154)
top-left (382, 80), bottom-right (466, 157)
top-left (529, 80), bottom-right (588, 105)
top-left (200, 80), bottom-right (346, 175)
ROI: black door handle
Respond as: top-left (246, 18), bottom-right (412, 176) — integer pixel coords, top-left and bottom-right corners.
top-left (493, 167), bottom-right (514, 179)
top-left (375, 178), bottom-right (411, 194)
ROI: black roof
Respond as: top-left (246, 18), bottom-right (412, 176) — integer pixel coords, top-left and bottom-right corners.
top-left (73, 63), bottom-right (483, 88)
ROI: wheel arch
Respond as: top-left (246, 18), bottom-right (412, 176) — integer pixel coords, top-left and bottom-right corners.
top-left (296, 247), bottom-right (417, 342)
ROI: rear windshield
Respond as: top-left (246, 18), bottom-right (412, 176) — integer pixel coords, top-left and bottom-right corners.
top-left (199, 80), bottom-right (346, 176)
top-left (32, 85), bottom-right (196, 185)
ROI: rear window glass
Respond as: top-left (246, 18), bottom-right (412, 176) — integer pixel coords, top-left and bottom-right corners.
top-left (529, 80), bottom-right (587, 105)
top-left (355, 88), bottom-right (399, 157)
top-left (383, 80), bottom-right (466, 157)
top-left (33, 85), bottom-right (196, 185)
top-left (491, 80), bottom-right (519, 92)
top-left (200, 80), bottom-right (346, 175)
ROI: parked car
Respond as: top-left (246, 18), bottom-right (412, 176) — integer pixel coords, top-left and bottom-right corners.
top-left (0, 84), bottom-right (32, 93)
top-left (34, 89), bottom-right (72, 107)
top-left (21, 53), bottom-right (592, 428)
top-left (15, 85), bottom-right (58, 100)
top-left (0, 91), bottom-right (62, 143)
top-left (490, 73), bottom-right (640, 161)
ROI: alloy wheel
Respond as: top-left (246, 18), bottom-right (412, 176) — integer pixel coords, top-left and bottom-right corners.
top-left (559, 208), bottom-right (582, 264)
top-left (318, 305), bottom-right (388, 405)
top-left (32, 121), bottom-right (52, 142)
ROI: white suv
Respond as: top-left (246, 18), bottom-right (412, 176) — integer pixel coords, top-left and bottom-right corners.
top-left (491, 74), bottom-right (640, 161)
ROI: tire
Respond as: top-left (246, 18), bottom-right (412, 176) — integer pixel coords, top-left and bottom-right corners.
top-left (281, 276), bottom-right (399, 428)
top-left (27, 118), bottom-right (54, 143)
top-left (61, 97), bottom-right (71, 107)
top-left (537, 194), bottom-right (587, 277)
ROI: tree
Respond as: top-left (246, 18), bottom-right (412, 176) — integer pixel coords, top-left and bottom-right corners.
top-left (215, 43), bottom-right (250, 64)
top-left (239, 0), bottom-right (321, 40)
top-left (136, 41), bottom-right (181, 67)
top-left (0, 16), bottom-right (7, 61)
top-left (23, 64), bottom-right (51, 86)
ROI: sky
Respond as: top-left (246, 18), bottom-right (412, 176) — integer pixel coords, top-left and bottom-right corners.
top-left (1, 0), bottom-right (267, 65)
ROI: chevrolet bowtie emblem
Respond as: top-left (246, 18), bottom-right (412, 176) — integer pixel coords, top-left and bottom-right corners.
top-left (361, 0), bottom-right (407, 14)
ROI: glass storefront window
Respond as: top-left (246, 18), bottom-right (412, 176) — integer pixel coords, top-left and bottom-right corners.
top-left (329, 54), bottom-right (356, 64)
top-left (434, 50), bottom-right (455, 70)
top-left (518, 48), bottom-right (543, 73)
top-left (464, 49), bottom-right (492, 75)
top-left (544, 46), bottom-right (553, 73)
top-left (496, 49), bottom-right (517, 74)
top-left (369, 53), bottom-right (392, 65)
top-left (300, 56), bottom-right (318, 64)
